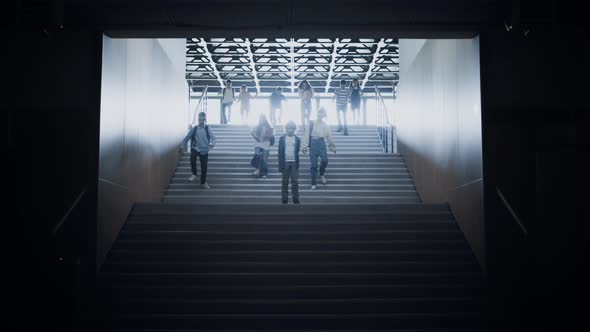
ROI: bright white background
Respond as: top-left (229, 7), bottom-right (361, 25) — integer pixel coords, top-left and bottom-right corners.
top-left (190, 97), bottom-right (393, 127)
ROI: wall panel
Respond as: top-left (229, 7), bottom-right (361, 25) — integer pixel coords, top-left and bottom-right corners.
top-left (397, 38), bottom-right (484, 267)
top-left (98, 37), bottom-right (187, 267)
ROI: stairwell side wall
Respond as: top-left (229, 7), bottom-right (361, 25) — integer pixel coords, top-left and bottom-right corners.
top-left (98, 36), bottom-right (187, 268)
top-left (396, 38), bottom-right (484, 269)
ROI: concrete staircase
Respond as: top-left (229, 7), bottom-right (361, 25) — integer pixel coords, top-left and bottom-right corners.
top-left (76, 125), bottom-right (492, 331)
top-left (164, 125), bottom-right (420, 204)
top-left (83, 204), bottom-right (491, 331)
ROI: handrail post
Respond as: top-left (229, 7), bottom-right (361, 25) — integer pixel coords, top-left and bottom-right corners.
top-left (188, 85), bottom-right (191, 127)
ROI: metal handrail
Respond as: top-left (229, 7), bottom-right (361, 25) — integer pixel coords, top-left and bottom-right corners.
top-left (496, 187), bottom-right (529, 237)
top-left (375, 87), bottom-right (397, 153)
top-left (52, 187), bottom-right (87, 237)
top-left (375, 87), bottom-right (392, 126)
top-left (190, 85), bottom-right (208, 127)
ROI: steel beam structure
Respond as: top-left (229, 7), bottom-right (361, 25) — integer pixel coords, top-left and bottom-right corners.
top-left (186, 38), bottom-right (399, 97)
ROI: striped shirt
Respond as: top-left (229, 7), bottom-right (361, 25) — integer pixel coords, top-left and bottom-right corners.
top-left (334, 87), bottom-right (349, 108)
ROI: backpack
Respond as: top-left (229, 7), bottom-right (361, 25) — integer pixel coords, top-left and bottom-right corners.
top-left (191, 125), bottom-right (210, 145)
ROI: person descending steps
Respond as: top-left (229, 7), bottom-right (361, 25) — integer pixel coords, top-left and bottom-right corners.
top-left (350, 78), bottom-right (363, 126)
top-left (333, 79), bottom-right (350, 136)
top-left (179, 112), bottom-right (216, 189)
top-left (302, 107), bottom-right (336, 190)
top-left (269, 87), bottom-right (287, 126)
top-left (298, 80), bottom-right (314, 129)
top-left (219, 79), bottom-right (237, 124)
top-left (237, 84), bottom-right (256, 125)
top-left (278, 121), bottom-right (301, 204)
top-left (250, 114), bottom-right (275, 179)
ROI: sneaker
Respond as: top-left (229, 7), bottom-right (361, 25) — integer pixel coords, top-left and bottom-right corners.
top-left (337, 126), bottom-right (343, 132)
top-left (282, 200), bottom-right (288, 204)
top-left (293, 199), bottom-right (300, 204)
top-left (311, 185), bottom-right (317, 190)
top-left (188, 175), bottom-right (198, 182)
top-left (200, 182), bottom-right (211, 189)
top-left (262, 175), bottom-right (268, 179)
top-left (321, 176), bottom-right (327, 185)
top-left (252, 170), bottom-right (260, 176)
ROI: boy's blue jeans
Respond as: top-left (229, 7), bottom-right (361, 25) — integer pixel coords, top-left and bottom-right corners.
top-left (309, 138), bottom-right (328, 185)
top-left (282, 162), bottom-right (299, 202)
top-left (255, 147), bottom-right (269, 176)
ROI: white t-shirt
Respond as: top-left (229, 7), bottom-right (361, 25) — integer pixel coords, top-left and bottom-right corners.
top-left (223, 88), bottom-right (234, 103)
top-left (285, 135), bottom-right (296, 162)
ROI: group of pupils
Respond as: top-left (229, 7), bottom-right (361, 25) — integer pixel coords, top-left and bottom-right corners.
top-left (182, 78), bottom-right (363, 204)
top-left (219, 78), bottom-right (364, 134)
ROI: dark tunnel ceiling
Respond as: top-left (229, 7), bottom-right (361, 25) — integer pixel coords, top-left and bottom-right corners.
top-left (187, 38), bottom-right (399, 95)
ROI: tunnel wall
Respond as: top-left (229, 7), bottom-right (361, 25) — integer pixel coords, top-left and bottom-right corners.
top-left (396, 38), bottom-right (484, 267)
top-left (98, 36), bottom-right (187, 267)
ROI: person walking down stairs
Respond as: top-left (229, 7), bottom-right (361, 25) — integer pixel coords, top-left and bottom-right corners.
top-left (250, 114), bottom-right (275, 179)
top-left (180, 112), bottom-right (216, 189)
top-left (350, 78), bottom-right (363, 126)
top-left (302, 107), bottom-right (336, 190)
top-left (298, 80), bottom-right (314, 129)
top-left (269, 87), bottom-right (287, 126)
top-left (333, 79), bottom-right (350, 136)
top-left (219, 79), bottom-right (237, 124)
top-left (237, 84), bottom-right (257, 125)
top-left (278, 121), bottom-right (301, 204)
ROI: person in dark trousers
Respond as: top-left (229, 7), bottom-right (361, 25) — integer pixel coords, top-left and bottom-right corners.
top-left (298, 80), bottom-right (314, 129)
top-left (220, 79), bottom-right (236, 124)
top-left (250, 114), bottom-right (275, 179)
top-left (278, 121), bottom-right (301, 204)
top-left (269, 87), bottom-right (287, 126)
top-left (350, 78), bottom-right (362, 126)
top-left (180, 112), bottom-right (216, 189)
top-left (332, 79), bottom-right (350, 135)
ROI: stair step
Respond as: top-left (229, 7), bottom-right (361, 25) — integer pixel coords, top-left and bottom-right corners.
top-left (99, 297), bottom-right (481, 315)
top-left (172, 172), bottom-right (413, 178)
top-left (106, 249), bottom-right (475, 262)
top-left (111, 239), bottom-right (469, 251)
top-left (170, 178), bottom-right (415, 185)
top-left (130, 203), bottom-right (452, 215)
top-left (101, 261), bottom-right (479, 274)
top-left (162, 197), bottom-right (421, 204)
top-left (97, 283), bottom-right (482, 299)
top-left (164, 190), bottom-right (418, 198)
top-left (115, 229), bottom-right (463, 240)
top-left (99, 272), bottom-right (483, 286)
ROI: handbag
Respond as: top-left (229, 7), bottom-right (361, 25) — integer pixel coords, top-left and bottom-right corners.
top-left (250, 150), bottom-right (261, 168)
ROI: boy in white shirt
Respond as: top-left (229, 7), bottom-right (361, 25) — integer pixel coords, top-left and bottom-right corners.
top-left (278, 121), bottom-right (301, 204)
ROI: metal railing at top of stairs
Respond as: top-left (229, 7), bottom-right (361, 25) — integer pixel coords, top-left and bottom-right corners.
top-left (189, 85), bottom-right (209, 129)
top-left (375, 87), bottom-right (397, 153)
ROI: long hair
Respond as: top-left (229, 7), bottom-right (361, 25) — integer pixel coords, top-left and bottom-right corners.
top-left (298, 80), bottom-right (311, 91)
top-left (256, 114), bottom-right (271, 138)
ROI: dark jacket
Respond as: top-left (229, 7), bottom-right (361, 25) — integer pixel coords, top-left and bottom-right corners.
top-left (278, 134), bottom-right (301, 172)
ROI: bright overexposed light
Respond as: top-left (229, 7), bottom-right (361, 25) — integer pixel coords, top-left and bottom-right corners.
top-left (191, 98), bottom-right (382, 127)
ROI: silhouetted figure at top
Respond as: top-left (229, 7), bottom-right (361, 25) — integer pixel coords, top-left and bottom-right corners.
top-left (298, 80), bottom-right (314, 129)
top-left (219, 79), bottom-right (237, 124)
top-left (350, 78), bottom-right (363, 126)
top-left (269, 87), bottom-right (287, 126)
top-left (238, 85), bottom-right (257, 125)
top-left (333, 79), bottom-right (350, 135)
